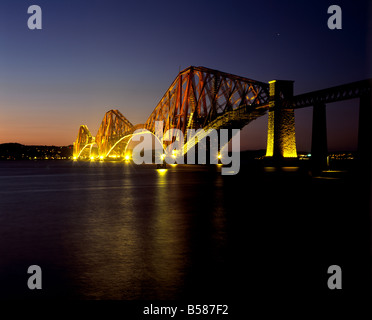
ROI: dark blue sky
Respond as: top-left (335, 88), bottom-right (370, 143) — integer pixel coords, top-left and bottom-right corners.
top-left (0, 0), bottom-right (370, 151)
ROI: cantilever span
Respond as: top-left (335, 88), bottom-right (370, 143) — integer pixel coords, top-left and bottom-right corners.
top-left (144, 66), bottom-right (270, 136)
top-left (95, 109), bottom-right (134, 158)
top-left (73, 125), bottom-right (95, 159)
top-left (74, 109), bottom-right (136, 159)
top-left (73, 66), bottom-right (271, 159)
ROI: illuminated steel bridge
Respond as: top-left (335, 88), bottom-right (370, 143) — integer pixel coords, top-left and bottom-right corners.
top-left (73, 66), bottom-right (271, 160)
top-left (73, 66), bottom-right (372, 169)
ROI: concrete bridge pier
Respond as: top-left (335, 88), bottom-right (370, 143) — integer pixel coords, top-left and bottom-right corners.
top-left (311, 102), bottom-right (328, 173)
top-left (265, 80), bottom-right (297, 160)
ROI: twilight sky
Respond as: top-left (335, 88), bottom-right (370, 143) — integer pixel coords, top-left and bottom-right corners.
top-left (0, 0), bottom-right (370, 151)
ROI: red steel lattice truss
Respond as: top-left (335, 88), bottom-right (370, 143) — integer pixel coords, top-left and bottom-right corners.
top-left (73, 66), bottom-right (270, 159)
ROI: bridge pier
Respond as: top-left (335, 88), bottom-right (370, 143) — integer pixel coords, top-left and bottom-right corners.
top-left (311, 102), bottom-right (328, 172)
top-left (265, 80), bottom-right (297, 159)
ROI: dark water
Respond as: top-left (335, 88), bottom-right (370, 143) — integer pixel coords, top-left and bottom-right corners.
top-left (0, 161), bottom-right (233, 300)
top-left (0, 161), bottom-right (370, 309)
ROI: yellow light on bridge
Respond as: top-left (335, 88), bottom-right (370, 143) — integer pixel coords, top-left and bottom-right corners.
top-left (157, 168), bottom-right (167, 175)
top-left (99, 155), bottom-right (104, 160)
top-left (171, 150), bottom-right (177, 158)
top-left (90, 156), bottom-right (95, 161)
top-left (283, 150), bottom-right (298, 158)
top-left (73, 156), bottom-right (77, 160)
top-left (124, 154), bottom-right (130, 161)
top-left (217, 153), bottom-right (222, 160)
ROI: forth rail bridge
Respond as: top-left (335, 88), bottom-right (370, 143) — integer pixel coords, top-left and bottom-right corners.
top-left (73, 66), bottom-right (372, 170)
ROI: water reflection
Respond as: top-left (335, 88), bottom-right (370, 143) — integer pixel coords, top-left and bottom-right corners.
top-left (0, 161), bottom-right (230, 300)
top-left (60, 164), bottom-right (193, 299)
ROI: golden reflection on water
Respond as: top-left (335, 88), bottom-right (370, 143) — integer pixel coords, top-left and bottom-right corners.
top-left (68, 166), bottom-right (189, 299)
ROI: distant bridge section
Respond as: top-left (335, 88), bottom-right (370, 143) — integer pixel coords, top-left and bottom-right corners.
top-left (73, 125), bottom-right (94, 159)
top-left (287, 79), bottom-right (372, 171)
top-left (290, 79), bottom-right (372, 108)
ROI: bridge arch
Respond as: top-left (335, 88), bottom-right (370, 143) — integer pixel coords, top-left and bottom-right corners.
top-left (123, 129), bottom-right (165, 161)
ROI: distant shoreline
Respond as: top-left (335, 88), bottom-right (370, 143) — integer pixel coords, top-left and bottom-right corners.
top-left (0, 142), bottom-right (358, 171)
top-left (0, 143), bottom-right (73, 160)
